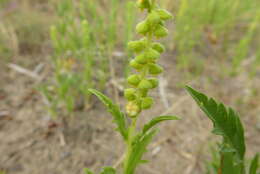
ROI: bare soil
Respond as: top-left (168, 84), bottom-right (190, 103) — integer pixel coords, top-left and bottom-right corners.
top-left (0, 52), bottom-right (259, 174)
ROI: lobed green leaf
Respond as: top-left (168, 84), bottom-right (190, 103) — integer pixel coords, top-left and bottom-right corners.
top-left (88, 89), bottom-right (128, 140)
top-left (185, 86), bottom-right (246, 160)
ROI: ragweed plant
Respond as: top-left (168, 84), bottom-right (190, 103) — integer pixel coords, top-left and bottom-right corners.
top-left (86, 0), bottom-right (178, 173)
top-left (186, 86), bottom-right (259, 174)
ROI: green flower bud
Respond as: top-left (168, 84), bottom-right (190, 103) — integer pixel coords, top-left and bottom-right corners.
top-left (126, 101), bottom-right (141, 117)
top-left (154, 25), bottom-right (168, 38)
top-left (130, 59), bottom-right (143, 70)
top-left (128, 39), bottom-right (146, 53)
top-left (138, 79), bottom-right (153, 89)
top-left (140, 89), bottom-right (148, 97)
top-left (136, 20), bottom-right (149, 35)
top-left (147, 11), bottom-right (161, 26)
top-left (148, 63), bottom-right (163, 75)
top-left (136, 0), bottom-right (150, 10)
top-left (152, 42), bottom-right (165, 53)
top-left (156, 9), bottom-right (173, 20)
top-left (124, 88), bottom-right (136, 101)
top-left (145, 48), bottom-right (160, 61)
top-left (135, 53), bottom-right (147, 64)
top-left (148, 78), bottom-right (159, 88)
top-left (141, 97), bottom-right (154, 109)
top-left (127, 74), bottom-right (141, 86)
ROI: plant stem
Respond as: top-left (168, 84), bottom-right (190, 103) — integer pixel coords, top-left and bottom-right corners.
top-left (123, 117), bottom-right (137, 174)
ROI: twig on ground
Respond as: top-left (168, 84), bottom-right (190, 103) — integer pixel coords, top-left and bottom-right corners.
top-left (109, 78), bottom-right (124, 92)
top-left (33, 63), bottom-right (45, 74)
top-left (7, 63), bottom-right (41, 80)
top-left (0, 110), bottom-right (10, 117)
top-left (158, 76), bottom-right (170, 109)
top-left (0, 110), bottom-right (12, 120)
top-left (113, 154), bottom-right (125, 169)
top-left (59, 131), bottom-right (66, 146)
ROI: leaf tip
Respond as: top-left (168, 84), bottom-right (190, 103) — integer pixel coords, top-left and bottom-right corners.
top-left (87, 88), bottom-right (95, 93)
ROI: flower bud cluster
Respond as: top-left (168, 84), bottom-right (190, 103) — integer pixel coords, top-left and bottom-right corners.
top-left (125, 0), bottom-right (173, 117)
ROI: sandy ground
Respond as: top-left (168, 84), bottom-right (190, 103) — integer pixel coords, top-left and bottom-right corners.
top-left (0, 52), bottom-right (259, 174)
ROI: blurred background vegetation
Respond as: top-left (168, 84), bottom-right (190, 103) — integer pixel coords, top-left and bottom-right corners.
top-left (0, 0), bottom-right (260, 116)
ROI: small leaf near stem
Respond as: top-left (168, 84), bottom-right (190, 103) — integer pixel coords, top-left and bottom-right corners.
top-left (142, 115), bottom-right (180, 135)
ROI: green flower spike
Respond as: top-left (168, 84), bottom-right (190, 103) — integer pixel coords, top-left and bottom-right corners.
top-left (125, 0), bottom-right (172, 118)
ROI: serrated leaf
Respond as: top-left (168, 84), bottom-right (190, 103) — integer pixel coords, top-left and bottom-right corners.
top-left (249, 154), bottom-right (259, 174)
top-left (84, 168), bottom-right (94, 174)
top-left (124, 129), bottom-right (158, 174)
top-left (142, 115), bottom-right (179, 135)
top-left (88, 89), bottom-right (128, 140)
top-left (185, 86), bottom-right (245, 161)
top-left (100, 167), bottom-right (116, 174)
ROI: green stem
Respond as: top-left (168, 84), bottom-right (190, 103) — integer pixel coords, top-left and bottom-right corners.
top-left (123, 117), bottom-right (137, 174)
